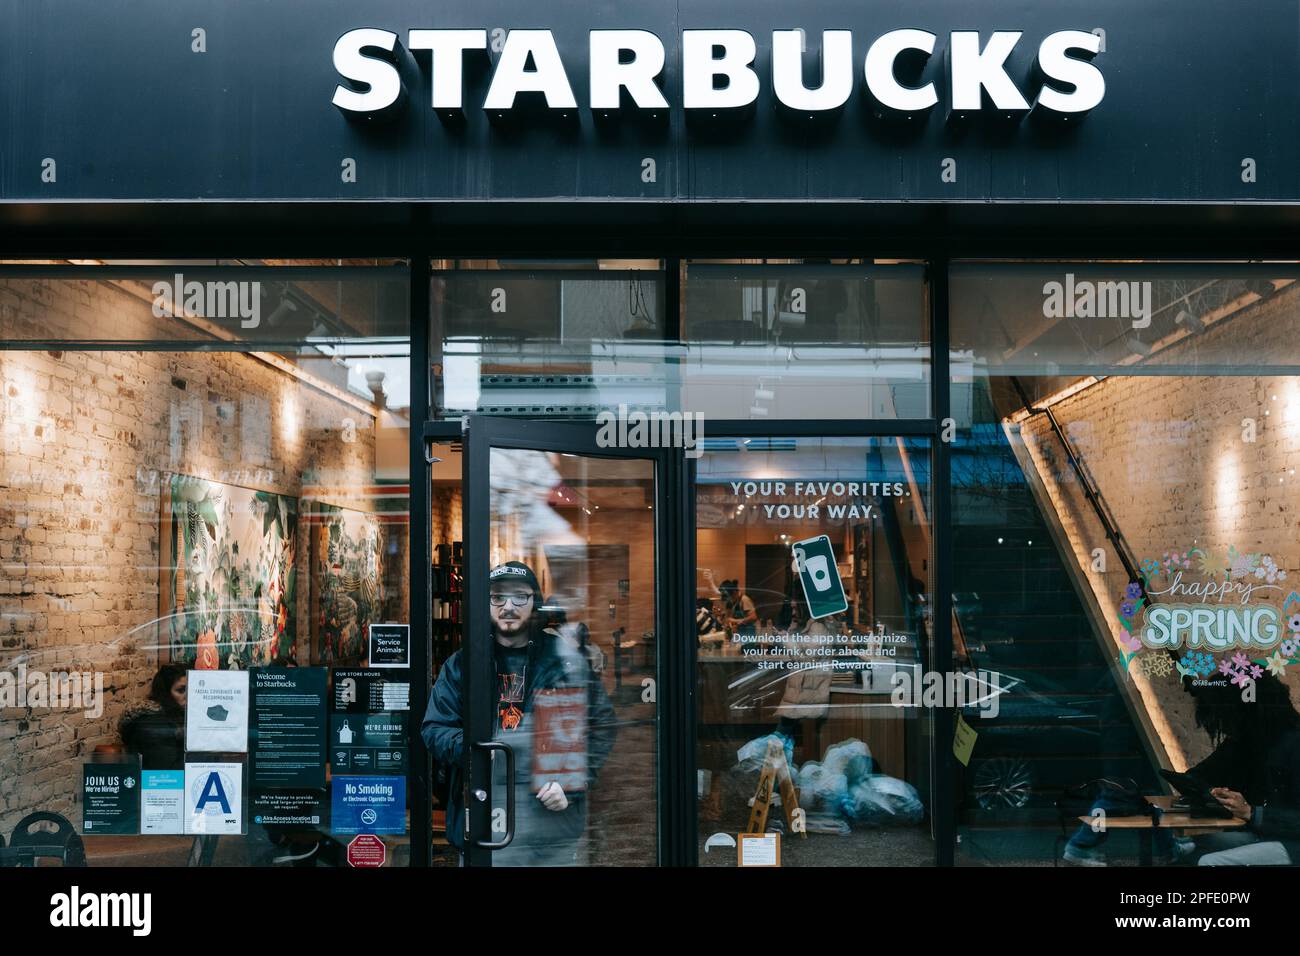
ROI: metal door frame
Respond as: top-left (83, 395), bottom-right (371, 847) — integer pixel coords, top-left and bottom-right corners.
top-left (451, 414), bottom-right (693, 866)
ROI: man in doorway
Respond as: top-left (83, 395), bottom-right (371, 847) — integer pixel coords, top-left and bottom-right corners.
top-left (422, 561), bottom-right (617, 865)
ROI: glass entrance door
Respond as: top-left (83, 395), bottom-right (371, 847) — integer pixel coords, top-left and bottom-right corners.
top-left (457, 417), bottom-right (689, 866)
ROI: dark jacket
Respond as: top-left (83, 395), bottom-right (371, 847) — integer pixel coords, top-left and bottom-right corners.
top-left (120, 704), bottom-right (185, 770)
top-left (422, 631), bottom-right (618, 850)
top-left (1192, 727), bottom-right (1300, 859)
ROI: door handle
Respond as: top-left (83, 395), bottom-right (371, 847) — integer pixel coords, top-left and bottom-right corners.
top-left (472, 740), bottom-right (516, 850)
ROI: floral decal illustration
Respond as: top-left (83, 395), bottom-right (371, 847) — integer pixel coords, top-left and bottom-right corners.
top-left (1256, 555), bottom-right (1288, 585)
top-left (1137, 653), bottom-right (1175, 678)
top-left (1177, 651), bottom-right (1218, 679)
top-left (1219, 652), bottom-right (1265, 688)
top-left (1266, 651), bottom-right (1290, 678)
top-left (164, 474), bottom-right (297, 669)
top-left (1118, 549), bottom-right (1297, 683)
top-left (1226, 546), bottom-right (1259, 581)
top-left (1115, 579), bottom-right (1147, 678)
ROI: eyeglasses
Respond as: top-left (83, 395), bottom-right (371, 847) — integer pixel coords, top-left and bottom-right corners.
top-left (490, 591), bottom-right (534, 608)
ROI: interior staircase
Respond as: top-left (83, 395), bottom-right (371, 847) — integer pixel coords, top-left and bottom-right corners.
top-left (951, 393), bottom-right (1163, 863)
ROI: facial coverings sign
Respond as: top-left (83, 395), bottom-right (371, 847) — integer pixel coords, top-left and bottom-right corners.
top-left (0, 0), bottom-right (1297, 202)
top-left (186, 670), bottom-right (250, 753)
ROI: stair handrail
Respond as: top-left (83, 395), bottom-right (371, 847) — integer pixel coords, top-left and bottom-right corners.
top-left (1008, 376), bottom-right (1149, 604)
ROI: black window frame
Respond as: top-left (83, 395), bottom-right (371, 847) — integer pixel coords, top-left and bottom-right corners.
top-left (7, 223), bottom-right (1296, 867)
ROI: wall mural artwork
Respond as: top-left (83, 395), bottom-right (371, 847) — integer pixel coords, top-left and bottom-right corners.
top-left (308, 502), bottom-right (384, 666)
top-left (160, 474), bottom-right (298, 669)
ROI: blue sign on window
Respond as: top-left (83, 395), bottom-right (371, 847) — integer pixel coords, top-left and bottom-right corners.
top-left (330, 775), bottom-right (405, 835)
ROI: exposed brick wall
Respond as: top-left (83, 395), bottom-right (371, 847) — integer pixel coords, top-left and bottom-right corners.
top-left (431, 484), bottom-right (461, 549)
top-left (0, 276), bottom-right (402, 835)
top-left (1018, 281), bottom-right (1300, 768)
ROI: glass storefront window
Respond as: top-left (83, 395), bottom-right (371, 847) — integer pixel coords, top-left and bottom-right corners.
top-left (431, 258), bottom-right (928, 421)
top-left (695, 436), bottom-right (935, 865)
top-left (683, 261), bottom-right (929, 419)
top-left (432, 259), bottom-right (668, 419)
top-left (26, 252), bottom-right (1294, 869)
top-left (951, 262), bottom-right (1300, 867)
top-left (0, 262), bottom-right (412, 866)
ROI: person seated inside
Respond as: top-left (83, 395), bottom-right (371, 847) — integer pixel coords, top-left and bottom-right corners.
top-left (773, 600), bottom-right (835, 753)
top-left (120, 664), bottom-right (187, 770)
top-left (1064, 670), bottom-right (1300, 866)
top-left (1185, 673), bottom-right (1300, 866)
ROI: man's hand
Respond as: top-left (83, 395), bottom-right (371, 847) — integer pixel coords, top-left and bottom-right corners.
top-left (1211, 787), bottom-right (1252, 821)
top-left (536, 781), bottom-right (568, 811)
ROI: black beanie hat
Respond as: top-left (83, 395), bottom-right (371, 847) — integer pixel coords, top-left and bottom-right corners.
top-left (489, 561), bottom-right (542, 602)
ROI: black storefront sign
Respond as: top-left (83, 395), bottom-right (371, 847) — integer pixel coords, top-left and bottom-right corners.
top-left (333, 668), bottom-right (411, 713)
top-left (81, 762), bottom-right (142, 835)
top-left (329, 713), bottom-right (408, 774)
top-left (1, 0), bottom-right (1298, 203)
top-left (368, 623), bottom-right (411, 668)
top-left (331, 669), bottom-right (410, 775)
top-left (249, 668), bottom-right (328, 827)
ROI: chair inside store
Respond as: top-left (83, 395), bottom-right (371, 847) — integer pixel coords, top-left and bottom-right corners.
top-left (8, 811), bottom-right (87, 867)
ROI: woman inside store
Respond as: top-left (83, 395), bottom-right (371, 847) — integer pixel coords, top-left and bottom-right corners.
top-left (119, 663), bottom-right (188, 770)
top-left (1187, 673), bottom-right (1300, 865)
top-left (1064, 671), bottom-right (1300, 866)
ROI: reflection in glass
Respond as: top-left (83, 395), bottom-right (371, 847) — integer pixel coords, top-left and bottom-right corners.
top-left (951, 262), bottom-right (1300, 866)
top-left (0, 262), bottom-right (411, 866)
top-left (431, 259), bottom-right (928, 421)
top-left (484, 449), bottom-right (657, 866)
top-left (695, 437), bottom-right (933, 865)
top-left (683, 262), bottom-right (929, 419)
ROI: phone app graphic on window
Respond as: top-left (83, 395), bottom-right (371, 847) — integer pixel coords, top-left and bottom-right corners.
top-left (792, 534), bottom-right (848, 619)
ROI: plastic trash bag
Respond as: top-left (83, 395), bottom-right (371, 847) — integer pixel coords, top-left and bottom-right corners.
top-left (804, 812), bottom-right (853, 836)
top-left (840, 775), bottom-right (924, 826)
top-left (796, 760), bottom-right (848, 810)
top-left (822, 739), bottom-right (872, 782)
top-left (844, 753), bottom-right (873, 787)
top-left (736, 732), bottom-right (795, 773)
top-left (815, 773), bottom-right (849, 809)
top-left (797, 759), bottom-right (823, 791)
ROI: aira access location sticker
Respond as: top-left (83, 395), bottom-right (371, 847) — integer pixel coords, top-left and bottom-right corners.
top-left (791, 534), bottom-right (848, 619)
